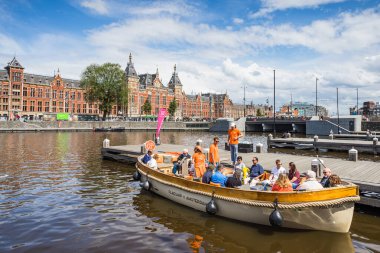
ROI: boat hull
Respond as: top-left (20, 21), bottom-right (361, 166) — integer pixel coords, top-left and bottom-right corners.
top-left (136, 161), bottom-right (358, 233)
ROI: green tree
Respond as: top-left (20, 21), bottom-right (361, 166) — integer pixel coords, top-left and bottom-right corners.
top-left (168, 99), bottom-right (177, 118)
top-left (256, 108), bottom-right (263, 117)
top-left (80, 63), bottom-right (126, 121)
top-left (142, 99), bottom-right (152, 115)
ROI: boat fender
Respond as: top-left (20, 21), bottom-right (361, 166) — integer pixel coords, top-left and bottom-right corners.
top-left (206, 191), bottom-right (218, 215)
top-left (133, 171), bottom-right (141, 181)
top-left (142, 180), bottom-right (151, 191)
top-left (269, 198), bottom-right (283, 227)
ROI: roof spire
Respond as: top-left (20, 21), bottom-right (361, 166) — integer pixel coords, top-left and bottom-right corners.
top-left (174, 64), bottom-right (177, 73)
top-left (129, 53), bottom-right (132, 64)
top-left (125, 53), bottom-right (137, 77)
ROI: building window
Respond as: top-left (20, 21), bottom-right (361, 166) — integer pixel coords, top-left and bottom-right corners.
top-left (52, 101), bottom-right (57, 112)
top-left (57, 80), bottom-right (61, 86)
top-left (163, 96), bottom-right (166, 106)
top-left (77, 104), bottom-right (81, 113)
top-left (59, 102), bottom-right (63, 112)
top-left (156, 95), bottom-right (160, 105)
top-left (23, 100), bottom-right (27, 111)
top-left (23, 87), bottom-right (27, 96)
top-left (12, 72), bottom-right (21, 82)
top-left (46, 89), bottom-right (50, 98)
top-left (53, 90), bottom-right (57, 99)
top-left (31, 88), bottom-right (35, 97)
top-left (77, 92), bottom-right (81, 100)
top-left (30, 101), bottom-right (35, 112)
top-left (83, 104), bottom-right (87, 113)
top-left (65, 102), bottom-right (69, 112)
top-left (45, 102), bottom-right (49, 112)
top-left (59, 90), bottom-right (63, 99)
top-left (38, 101), bottom-right (42, 112)
top-left (71, 92), bottom-right (75, 100)
top-left (38, 88), bottom-right (43, 98)
top-left (3, 88), bottom-right (9, 95)
top-left (12, 91), bottom-right (20, 96)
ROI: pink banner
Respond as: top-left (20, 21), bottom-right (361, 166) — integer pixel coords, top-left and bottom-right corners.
top-left (156, 108), bottom-right (167, 137)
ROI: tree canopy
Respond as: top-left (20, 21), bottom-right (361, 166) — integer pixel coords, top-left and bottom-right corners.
top-left (80, 63), bottom-right (126, 120)
top-left (142, 100), bottom-right (152, 115)
top-left (168, 99), bottom-right (177, 118)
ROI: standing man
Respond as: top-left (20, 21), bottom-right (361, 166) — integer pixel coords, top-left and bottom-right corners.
top-left (209, 136), bottom-right (220, 167)
top-left (228, 123), bottom-right (243, 165)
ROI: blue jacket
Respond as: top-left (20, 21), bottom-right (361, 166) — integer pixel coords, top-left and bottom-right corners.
top-left (142, 154), bottom-right (152, 164)
top-left (250, 164), bottom-right (264, 178)
top-left (211, 171), bottom-right (227, 187)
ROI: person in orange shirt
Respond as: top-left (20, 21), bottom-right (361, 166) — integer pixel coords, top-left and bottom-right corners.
top-left (192, 146), bottom-right (206, 178)
top-left (209, 136), bottom-right (220, 167)
top-left (227, 123), bottom-right (243, 165)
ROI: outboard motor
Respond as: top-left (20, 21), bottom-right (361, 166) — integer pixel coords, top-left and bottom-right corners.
top-left (133, 170), bottom-right (141, 181)
top-left (269, 198), bottom-right (283, 227)
top-left (206, 192), bottom-right (218, 215)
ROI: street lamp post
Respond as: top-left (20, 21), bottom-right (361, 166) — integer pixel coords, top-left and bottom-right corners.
top-left (241, 84), bottom-right (247, 117)
top-left (315, 77), bottom-right (318, 116)
top-left (336, 88), bottom-right (340, 134)
top-left (273, 69), bottom-right (276, 135)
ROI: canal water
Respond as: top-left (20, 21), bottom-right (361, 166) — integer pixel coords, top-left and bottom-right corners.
top-left (0, 131), bottom-right (379, 253)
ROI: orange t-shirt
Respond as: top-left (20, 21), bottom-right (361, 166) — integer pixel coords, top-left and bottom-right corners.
top-left (209, 143), bottom-right (219, 164)
top-left (228, 128), bottom-right (241, 145)
top-left (193, 152), bottom-right (206, 177)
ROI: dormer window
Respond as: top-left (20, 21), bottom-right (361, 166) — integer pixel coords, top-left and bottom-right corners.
top-left (57, 80), bottom-right (61, 86)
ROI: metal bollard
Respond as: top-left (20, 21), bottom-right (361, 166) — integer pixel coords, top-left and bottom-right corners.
top-left (374, 138), bottom-right (378, 155)
top-left (256, 143), bottom-right (263, 153)
top-left (348, 147), bottom-right (358, 162)
top-left (267, 134), bottom-right (273, 149)
top-left (313, 135), bottom-right (318, 151)
top-left (103, 138), bottom-right (110, 148)
top-left (313, 135), bottom-right (319, 142)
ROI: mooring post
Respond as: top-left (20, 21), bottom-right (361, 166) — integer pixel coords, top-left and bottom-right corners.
top-left (268, 134), bottom-right (273, 149)
top-left (373, 137), bottom-right (378, 155)
top-left (348, 147), bottom-right (358, 162)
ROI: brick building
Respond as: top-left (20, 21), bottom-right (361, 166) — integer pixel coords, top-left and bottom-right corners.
top-left (1, 55), bottom-right (261, 121)
top-left (0, 57), bottom-right (99, 120)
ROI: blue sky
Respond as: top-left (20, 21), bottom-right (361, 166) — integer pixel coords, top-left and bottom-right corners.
top-left (1, 0), bottom-right (379, 114)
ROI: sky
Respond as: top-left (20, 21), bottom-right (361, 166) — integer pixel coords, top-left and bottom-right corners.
top-left (0, 0), bottom-right (379, 115)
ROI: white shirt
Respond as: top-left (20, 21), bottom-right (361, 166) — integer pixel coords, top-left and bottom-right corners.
top-left (298, 179), bottom-right (323, 190)
top-left (147, 158), bottom-right (158, 170)
top-left (271, 166), bottom-right (287, 181)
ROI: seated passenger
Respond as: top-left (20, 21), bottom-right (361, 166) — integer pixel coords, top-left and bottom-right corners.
top-left (247, 156), bottom-right (264, 184)
top-left (263, 159), bottom-right (286, 186)
top-left (226, 171), bottom-right (242, 188)
top-left (234, 156), bottom-right (245, 181)
top-left (202, 164), bottom-right (214, 184)
top-left (211, 164), bottom-right (227, 187)
top-left (297, 170), bottom-right (323, 190)
top-left (172, 149), bottom-right (191, 174)
top-left (142, 150), bottom-right (153, 164)
top-left (272, 174), bottom-right (293, 192)
top-left (329, 174), bottom-right (342, 187)
top-left (320, 168), bottom-right (332, 187)
top-left (288, 162), bottom-right (300, 189)
top-left (147, 154), bottom-right (158, 170)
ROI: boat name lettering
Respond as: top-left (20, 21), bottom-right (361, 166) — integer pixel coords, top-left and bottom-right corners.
top-left (318, 204), bottom-right (343, 209)
top-left (168, 189), bottom-right (182, 198)
top-left (186, 196), bottom-right (207, 206)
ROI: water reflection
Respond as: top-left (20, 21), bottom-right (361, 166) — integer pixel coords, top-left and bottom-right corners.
top-left (0, 132), bottom-right (379, 253)
top-left (134, 191), bottom-right (355, 253)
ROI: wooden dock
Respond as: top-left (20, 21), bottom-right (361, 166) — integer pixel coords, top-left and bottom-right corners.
top-left (268, 137), bottom-right (380, 154)
top-left (102, 143), bottom-right (380, 208)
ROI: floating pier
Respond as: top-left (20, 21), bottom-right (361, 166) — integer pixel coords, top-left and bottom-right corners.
top-left (102, 142), bottom-right (380, 208)
top-left (268, 136), bottom-right (380, 155)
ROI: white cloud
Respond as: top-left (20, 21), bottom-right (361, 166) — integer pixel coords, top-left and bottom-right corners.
top-left (233, 18), bottom-right (244, 24)
top-left (80, 0), bottom-right (109, 15)
top-left (251, 0), bottom-right (347, 18)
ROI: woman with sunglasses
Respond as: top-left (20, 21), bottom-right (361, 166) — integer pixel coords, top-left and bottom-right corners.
top-left (288, 162), bottom-right (300, 189)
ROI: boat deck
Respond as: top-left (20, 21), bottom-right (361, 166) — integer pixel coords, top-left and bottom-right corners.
top-left (102, 143), bottom-right (380, 208)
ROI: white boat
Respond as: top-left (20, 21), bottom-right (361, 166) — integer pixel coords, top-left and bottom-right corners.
top-left (136, 157), bottom-right (360, 233)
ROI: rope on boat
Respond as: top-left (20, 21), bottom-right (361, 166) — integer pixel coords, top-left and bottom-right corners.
top-left (137, 165), bottom-right (360, 209)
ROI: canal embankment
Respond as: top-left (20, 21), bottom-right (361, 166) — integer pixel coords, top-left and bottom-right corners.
top-left (0, 121), bottom-right (211, 132)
